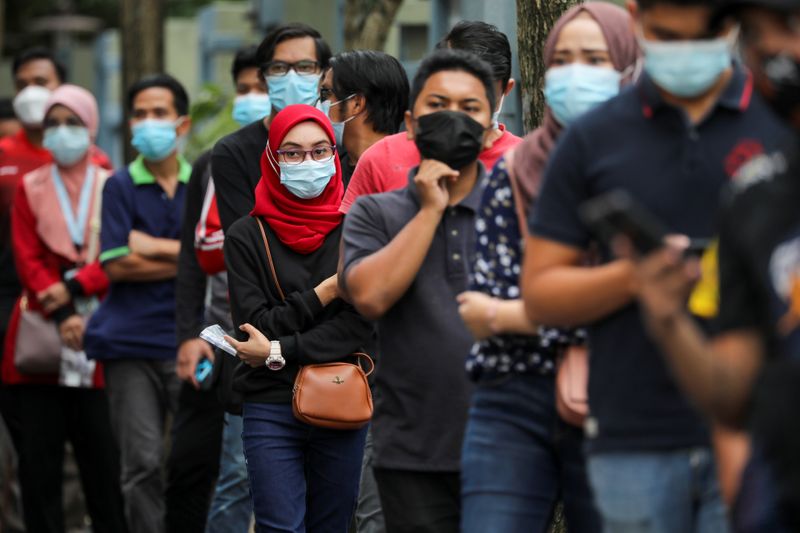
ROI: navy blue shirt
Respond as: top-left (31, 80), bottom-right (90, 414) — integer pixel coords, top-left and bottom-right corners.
top-left (530, 65), bottom-right (790, 453)
top-left (85, 155), bottom-right (191, 361)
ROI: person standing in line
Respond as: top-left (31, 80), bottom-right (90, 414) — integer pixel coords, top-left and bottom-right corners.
top-left (172, 44), bottom-right (268, 533)
top-left (457, 3), bottom-right (638, 532)
top-left (629, 0), bottom-right (800, 530)
top-left (212, 23), bottom-right (331, 232)
top-left (521, 0), bottom-right (789, 530)
top-left (0, 99), bottom-right (20, 139)
top-left (317, 50), bottom-right (408, 185)
top-left (84, 74), bottom-right (192, 533)
top-left (316, 49), bottom-right (409, 533)
top-left (4, 84), bottom-right (125, 533)
top-left (339, 21), bottom-right (521, 214)
top-left (223, 104), bottom-right (373, 533)
top-left (340, 49), bottom-right (498, 533)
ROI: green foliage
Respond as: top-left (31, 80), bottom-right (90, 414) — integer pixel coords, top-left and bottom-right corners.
top-left (184, 82), bottom-right (239, 162)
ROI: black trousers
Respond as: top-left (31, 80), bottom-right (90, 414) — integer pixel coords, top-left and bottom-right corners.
top-left (11, 384), bottom-right (126, 533)
top-left (165, 382), bottom-right (225, 533)
top-left (373, 468), bottom-right (460, 533)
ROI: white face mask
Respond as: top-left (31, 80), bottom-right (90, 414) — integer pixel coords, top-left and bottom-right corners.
top-left (13, 86), bottom-right (52, 126)
top-left (492, 94), bottom-right (505, 131)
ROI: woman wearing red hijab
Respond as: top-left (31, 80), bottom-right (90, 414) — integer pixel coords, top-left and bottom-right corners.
top-left (223, 104), bottom-right (373, 532)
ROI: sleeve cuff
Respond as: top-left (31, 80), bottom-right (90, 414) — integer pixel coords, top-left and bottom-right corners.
top-left (64, 278), bottom-right (84, 298)
top-left (51, 305), bottom-right (76, 325)
top-left (278, 335), bottom-right (297, 362)
top-left (99, 245), bottom-right (130, 263)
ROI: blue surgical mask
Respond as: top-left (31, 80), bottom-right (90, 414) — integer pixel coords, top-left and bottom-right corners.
top-left (267, 71), bottom-right (321, 111)
top-left (640, 32), bottom-right (734, 98)
top-left (278, 158), bottom-right (335, 199)
top-left (232, 93), bottom-right (271, 127)
top-left (43, 125), bottom-right (91, 167)
top-left (318, 94), bottom-right (357, 147)
top-left (544, 64), bottom-right (622, 126)
top-left (131, 119), bottom-right (182, 161)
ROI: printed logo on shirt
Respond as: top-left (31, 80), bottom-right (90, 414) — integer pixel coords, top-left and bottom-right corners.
top-left (731, 150), bottom-right (788, 193)
top-left (769, 232), bottom-right (800, 337)
top-left (0, 165), bottom-right (19, 176)
top-left (725, 139), bottom-right (765, 179)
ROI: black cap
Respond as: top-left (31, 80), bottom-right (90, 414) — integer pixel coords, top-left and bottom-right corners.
top-left (714, 0), bottom-right (800, 22)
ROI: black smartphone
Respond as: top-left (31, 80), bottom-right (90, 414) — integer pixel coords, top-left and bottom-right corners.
top-left (579, 190), bottom-right (667, 255)
top-left (684, 238), bottom-right (712, 258)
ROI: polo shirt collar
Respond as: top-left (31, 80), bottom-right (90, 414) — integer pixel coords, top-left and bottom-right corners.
top-left (406, 162), bottom-right (486, 212)
top-left (638, 61), bottom-right (753, 118)
top-left (128, 154), bottom-right (192, 186)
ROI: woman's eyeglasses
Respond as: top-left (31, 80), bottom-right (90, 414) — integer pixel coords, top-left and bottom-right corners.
top-left (276, 145), bottom-right (336, 165)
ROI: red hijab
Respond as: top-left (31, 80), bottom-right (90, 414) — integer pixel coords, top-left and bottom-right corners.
top-left (250, 104), bottom-right (344, 254)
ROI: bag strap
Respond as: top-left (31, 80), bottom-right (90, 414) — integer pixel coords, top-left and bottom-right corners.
top-left (255, 217), bottom-right (286, 302)
top-left (255, 217), bottom-right (374, 371)
top-left (86, 168), bottom-right (110, 265)
top-left (353, 352), bottom-right (375, 376)
top-left (504, 149), bottom-right (529, 240)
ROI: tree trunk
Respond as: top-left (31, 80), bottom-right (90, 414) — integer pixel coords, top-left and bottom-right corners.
top-left (344, 0), bottom-right (404, 51)
top-left (516, 0), bottom-right (583, 133)
top-left (0, 0), bottom-right (5, 57)
top-left (120, 0), bottom-right (164, 162)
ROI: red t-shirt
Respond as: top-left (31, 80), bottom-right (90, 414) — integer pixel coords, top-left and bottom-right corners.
top-left (339, 125), bottom-right (522, 214)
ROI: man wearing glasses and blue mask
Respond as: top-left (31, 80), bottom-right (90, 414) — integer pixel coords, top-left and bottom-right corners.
top-left (521, 0), bottom-right (791, 531)
top-left (211, 23), bottom-right (331, 234)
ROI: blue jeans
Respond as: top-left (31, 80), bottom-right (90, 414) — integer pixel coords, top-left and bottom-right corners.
top-left (206, 413), bottom-right (251, 533)
top-left (461, 373), bottom-right (600, 533)
top-left (242, 402), bottom-right (367, 533)
top-left (588, 449), bottom-right (731, 533)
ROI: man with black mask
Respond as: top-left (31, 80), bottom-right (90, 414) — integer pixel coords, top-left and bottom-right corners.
top-left (632, 0), bottom-right (800, 530)
top-left (339, 49), bottom-right (496, 533)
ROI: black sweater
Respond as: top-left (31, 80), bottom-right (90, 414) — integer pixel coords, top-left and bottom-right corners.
top-left (211, 120), bottom-right (269, 233)
top-left (224, 217), bottom-right (373, 403)
top-left (176, 150), bottom-right (211, 344)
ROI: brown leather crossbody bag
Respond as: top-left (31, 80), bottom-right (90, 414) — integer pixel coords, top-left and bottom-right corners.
top-left (255, 218), bottom-right (374, 430)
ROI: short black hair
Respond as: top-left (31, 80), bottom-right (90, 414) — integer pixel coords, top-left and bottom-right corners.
top-left (410, 49), bottom-right (496, 114)
top-left (256, 23), bottom-right (332, 75)
top-left (328, 51), bottom-right (409, 135)
top-left (436, 21), bottom-right (512, 88)
top-left (637, 0), bottom-right (721, 10)
top-left (231, 45), bottom-right (260, 84)
top-left (0, 98), bottom-right (15, 120)
top-left (12, 47), bottom-right (67, 83)
top-left (127, 74), bottom-right (190, 116)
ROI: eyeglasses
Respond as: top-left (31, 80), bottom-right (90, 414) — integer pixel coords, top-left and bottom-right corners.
top-left (264, 60), bottom-right (321, 77)
top-left (276, 144), bottom-right (336, 165)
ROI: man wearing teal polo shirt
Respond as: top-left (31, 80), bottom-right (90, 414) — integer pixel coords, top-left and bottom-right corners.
top-left (84, 74), bottom-right (192, 533)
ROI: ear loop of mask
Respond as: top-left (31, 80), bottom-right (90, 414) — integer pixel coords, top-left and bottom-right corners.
top-left (266, 145), bottom-right (280, 174)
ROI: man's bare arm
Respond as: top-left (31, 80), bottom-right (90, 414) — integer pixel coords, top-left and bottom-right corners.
top-left (521, 235), bottom-right (636, 326)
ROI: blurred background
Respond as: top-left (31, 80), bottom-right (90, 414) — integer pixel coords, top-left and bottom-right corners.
top-left (1, 0), bottom-right (626, 167)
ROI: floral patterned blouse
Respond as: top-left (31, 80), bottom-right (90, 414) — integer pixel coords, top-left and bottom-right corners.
top-left (466, 155), bottom-right (582, 381)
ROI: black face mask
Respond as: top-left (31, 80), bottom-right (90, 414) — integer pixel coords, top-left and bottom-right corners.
top-left (413, 111), bottom-right (486, 170)
top-left (761, 53), bottom-right (800, 123)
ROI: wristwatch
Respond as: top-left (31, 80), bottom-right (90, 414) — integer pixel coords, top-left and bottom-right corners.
top-left (265, 340), bottom-right (285, 371)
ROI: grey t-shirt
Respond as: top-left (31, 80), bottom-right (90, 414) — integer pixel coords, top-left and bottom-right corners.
top-left (341, 167), bottom-right (484, 472)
